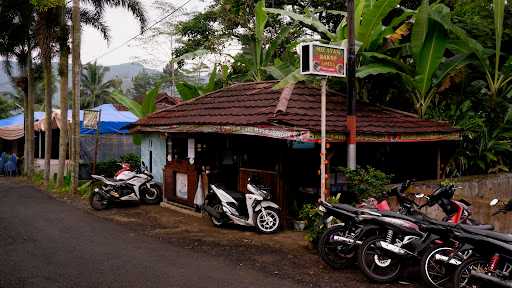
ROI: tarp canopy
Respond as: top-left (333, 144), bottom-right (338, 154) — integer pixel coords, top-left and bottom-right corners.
top-left (34, 104), bottom-right (137, 135)
top-left (0, 104), bottom-right (137, 140)
top-left (0, 112), bottom-right (45, 127)
top-left (0, 112), bottom-right (45, 140)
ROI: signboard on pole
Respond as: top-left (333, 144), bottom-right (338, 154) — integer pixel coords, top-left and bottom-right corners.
top-left (83, 109), bottom-right (102, 174)
top-left (300, 42), bottom-right (346, 77)
top-left (83, 110), bottom-right (100, 130)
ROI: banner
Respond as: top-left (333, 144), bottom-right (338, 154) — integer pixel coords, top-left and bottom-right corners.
top-left (83, 110), bottom-right (100, 130)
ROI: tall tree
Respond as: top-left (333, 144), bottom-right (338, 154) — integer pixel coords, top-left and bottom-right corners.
top-left (80, 62), bottom-right (113, 108)
top-left (33, 3), bottom-right (59, 188)
top-left (71, 0), bottom-right (80, 193)
top-left (57, 5), bottom-right (68, 187)
top-left (0, 0), bottom-right (35, 176)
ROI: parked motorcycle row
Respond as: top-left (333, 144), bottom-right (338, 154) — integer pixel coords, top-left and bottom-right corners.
top-left (89, 165), bottom-right (512, 287)
top-left (317, 180), bottom-right (512, 288)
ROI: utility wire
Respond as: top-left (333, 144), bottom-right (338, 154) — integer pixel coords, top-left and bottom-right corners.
top-left (84, 0), bottom-right (193, 64)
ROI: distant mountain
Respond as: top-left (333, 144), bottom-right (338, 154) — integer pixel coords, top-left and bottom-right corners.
top-left (0, 61), bottom-right (161, 95)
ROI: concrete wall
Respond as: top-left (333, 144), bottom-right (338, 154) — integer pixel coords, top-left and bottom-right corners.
top-left (412, 173), bottom-right (512, 233)
top-left (141, 134), bottom-right (166, 184)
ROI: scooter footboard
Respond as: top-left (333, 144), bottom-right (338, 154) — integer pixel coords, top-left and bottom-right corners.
top-left (255, 201), bottom-right (280, 211)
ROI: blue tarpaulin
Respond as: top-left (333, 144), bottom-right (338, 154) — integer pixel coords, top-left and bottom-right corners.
top-left (0, 112), bottom-right (45, 127)
top-left (0, 104), bottom-right (137, 140)
top-left (77, 104), bottom-right (138, 135)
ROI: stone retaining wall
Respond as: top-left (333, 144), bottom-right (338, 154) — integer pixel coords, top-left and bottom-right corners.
top-left (411, 173), bottom-right (512, 233)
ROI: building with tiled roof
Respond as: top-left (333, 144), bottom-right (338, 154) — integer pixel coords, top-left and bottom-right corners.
top-left (132, 81), bottom-right (460, 217)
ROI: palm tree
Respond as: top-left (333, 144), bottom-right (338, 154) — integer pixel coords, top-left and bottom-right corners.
top-left (32, 4), bottom-right (60, 188)
top-left (71, 0), bottom-right (80, 193)
top-left (57, 5), bottom-right (69, 187)
top-left (0, 0), bottom-right (36, 177)
top-left (80, 62), bottom-right (114, 108)
top-left (58, 0), bottom-right (146, 188)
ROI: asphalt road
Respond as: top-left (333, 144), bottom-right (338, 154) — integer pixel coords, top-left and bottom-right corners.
top-left (0, 179), bottom-right (300, 288)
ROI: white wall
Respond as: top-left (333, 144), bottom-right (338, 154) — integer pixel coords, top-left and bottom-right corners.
top-left (141, 134), bottom-right (166, 184)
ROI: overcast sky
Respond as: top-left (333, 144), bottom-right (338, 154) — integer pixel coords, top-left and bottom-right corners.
top-left (81, 0), bottom-right (210, 70)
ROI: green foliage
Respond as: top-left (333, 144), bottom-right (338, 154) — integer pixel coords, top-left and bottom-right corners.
top-left (299, 194), bottom-right (341, 243)
top-left (175, 64), bottom-right (222, 100)
top-left (112, 82), bottom-right (161, 145)
top-left (129, 71), bottom-right (162, 99)
top-left (0, 97), bottom-right (16, 119)
top-left (429, 101), bottom-right (512, 175)
top-left (31, 0), bottom-right (64, 11)
top-left (81, 62), bottom-right (115, 108)
top-left (338, 166), bottom-right (392, 202)
top-left (94, 153), bottom-right (140, 178)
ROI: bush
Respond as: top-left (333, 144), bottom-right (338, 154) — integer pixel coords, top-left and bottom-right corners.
top-left (300, 194), bottom-right (341, 244)
top-left (338, 166), bottom-right (392, 204)
top-left (95, 153), bottom-right (141, 178)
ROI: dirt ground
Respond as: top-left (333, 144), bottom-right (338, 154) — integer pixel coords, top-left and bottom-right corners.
top-left (30, 179), bottom-right (417, 288)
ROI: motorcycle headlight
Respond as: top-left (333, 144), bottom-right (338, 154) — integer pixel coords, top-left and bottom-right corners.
top-left (94, 188), bottom-right (99, 192)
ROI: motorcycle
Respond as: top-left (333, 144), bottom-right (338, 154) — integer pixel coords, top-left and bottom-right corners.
top-left (357, 185), bottom-right (488, 283)
top-left (453, 199), bottom-right (512, 288)
top-left (317, 180), bottom-right (414, 269)
top-left (203, 178), bottom-right (281, 234)
top-left (420, 197), bottom-right (495, 288)
top-left (89, 161), bottom-right (162, 210)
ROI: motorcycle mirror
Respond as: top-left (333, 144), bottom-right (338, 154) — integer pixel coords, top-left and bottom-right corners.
top-left (415, 193), bottom-right (425, 198)
top-left (490, 199), bottom-right (499, 206)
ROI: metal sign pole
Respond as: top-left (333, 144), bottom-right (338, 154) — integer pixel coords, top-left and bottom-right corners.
top-left (346, 0), bottom-right (357, 169)
top-left (320, 78), bottom-right (327, 201)
top-left (92, 110), bottom-right (101, 175)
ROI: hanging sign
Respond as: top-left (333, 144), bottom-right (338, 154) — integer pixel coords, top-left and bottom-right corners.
top-left (300, 42), bottom-right (346, 77)
top-left (83, 110), bottom-right (100, 130)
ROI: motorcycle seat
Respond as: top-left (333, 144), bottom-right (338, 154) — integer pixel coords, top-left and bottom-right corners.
top-left (91, 175), bottom-right (126, 186)
top-left (332, 204), bottom-right (360, 214)
top-left (224, 189), bottom-right (246, 202)
top-left (461, 226), bottom-right (512, 243)
top-left (380, 211), bottom-right (418, 222)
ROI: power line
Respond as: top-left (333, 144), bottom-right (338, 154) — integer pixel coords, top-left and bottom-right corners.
top-left (84, 0), bottom-right (193, 64)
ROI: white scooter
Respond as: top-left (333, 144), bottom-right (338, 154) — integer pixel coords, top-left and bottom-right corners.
top-left (204, 179), bottom-right (281, 233)
top-left (89, 162), bottom-right (162, 210)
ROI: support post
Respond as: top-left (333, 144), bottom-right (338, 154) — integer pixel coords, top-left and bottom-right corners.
top-left (346, 0), bottom-right (357, 170)
top-left (320, 78), bottom-right (327, 201)
top-left (92, 110), bottom-right (101, 175)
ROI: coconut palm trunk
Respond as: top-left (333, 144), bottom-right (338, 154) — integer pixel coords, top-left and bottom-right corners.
top-left (42, 55), bottom-right (53, 187)
top-left (57, 6), bottom-right (69, 187)
top-left (26, 50), bottom-right (34, 178)
top-left (71, 0), bottom-right (81, 193)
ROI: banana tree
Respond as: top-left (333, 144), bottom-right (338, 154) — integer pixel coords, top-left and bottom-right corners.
top-left (175, 64), bottom-right (221, 100)
top-left (264, 0), bottom-right (412, 88)
top-left (111, 83), bottom-right (161, 145)
top-left (467, 0), bottom-right (512, 106)
top-left (231, 0), bottom-right (293, 82)
top-left (357, 1), bottom-right (474, 117)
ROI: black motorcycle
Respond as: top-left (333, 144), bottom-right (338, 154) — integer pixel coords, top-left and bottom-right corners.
top-left (357, 185), bottom-right (488, 283)
top-left (317, 180), bottom-right (417, 269)
top-left (453, 199), bottom-right (512, 288)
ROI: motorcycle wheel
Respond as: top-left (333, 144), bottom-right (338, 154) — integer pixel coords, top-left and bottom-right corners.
top-left (453, 257), bottom-right (488, 288)
top-left (141, 184), bottom-right (162, 205)
top-left (255, 207), bottom-right (280, 234)
top-left (90, 191), bottom-right (109, 210)
top-left (421, 245), bottom-right (457, 288)
top-left (358, 235), bottom-right (401, 283)
top-left (209, 202), bottom-right (225, 227)
top-left (318, 225), bottom-right (356, 269)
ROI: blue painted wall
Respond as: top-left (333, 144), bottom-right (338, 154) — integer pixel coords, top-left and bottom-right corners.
top-left (141, 134), bottom-right (166, 184)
